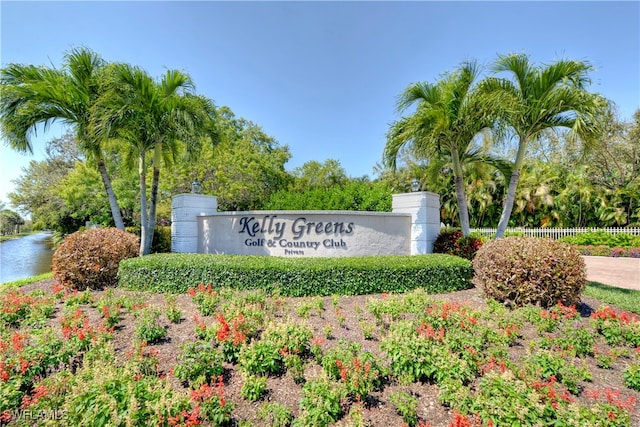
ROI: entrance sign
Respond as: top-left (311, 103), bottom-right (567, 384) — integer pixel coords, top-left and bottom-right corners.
top-left (199, 211), bottom-right (410, 257)
top-left (171, 191), bottom-right (440, 256)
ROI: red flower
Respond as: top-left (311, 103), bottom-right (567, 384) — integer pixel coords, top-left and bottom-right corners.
top-left (11, 332), bottom-right (26, 351)
top-left (215, 314), bottom-right (231, 342)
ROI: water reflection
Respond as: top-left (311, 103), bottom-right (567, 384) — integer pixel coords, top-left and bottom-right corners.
top-left (0, 232), bottom-right (54, 283)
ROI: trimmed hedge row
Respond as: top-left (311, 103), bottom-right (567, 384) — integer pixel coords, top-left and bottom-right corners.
top-left (118, 253), bottom-right (473, 297)
top-left (559, 231), bottom-right (640, 249)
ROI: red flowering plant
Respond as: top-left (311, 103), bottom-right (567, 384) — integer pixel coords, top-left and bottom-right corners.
top-left (187, 284), bottom-right (220, 316)
top-left (125, 341), bottom-right (160, 378)
top-left (310, 336), bottom-right (325, 361)
top-left (213, 313), bottom-right (248, 363)
top-left (322, 340), bottom-right (387, 400)
top-left (591, 306), bottom-right (640, 347)
top-left (0, 327), bottom-right (67, 417)
top-left (0, 290), bottom-right (34, 327)
top-left (190, 376), bottom-right (232, 425)
top-left (100, 304), bottom-right (122, 329)
top-left (192, 314), bottom-right (215, 341)
top-left (51, 282), bottom-right (65, 299)
top-left (420, 301), bottom-right (480, 332)
top-left (167, 406), bottom-right (201, 427)
top-left (447, 412), bottom-right (489, 427)
top-left (583, 387), bottom-right (636, 426)
top-left (60, 307), bottom-right (113, 354)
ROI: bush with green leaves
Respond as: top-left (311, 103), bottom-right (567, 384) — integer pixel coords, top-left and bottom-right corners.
top-left (119, 253), bottom-right (473, 296)
top-left (623, 362), bottom-right (640, 391)
top-left (238, 341), bottom-right (284, 376)
top-left (321, 339), bottom-right (387, 399)
top-left (52, 228), bottom-right (139, 290)
top-left (264, 179), bottom-right (392, 212)
top-left (473, 237), bottom-right (586, 308)
top-left (258, 402), bottom-right (293, 427)
top-left (174, 340), bottom-right (224, 388)
top-left (389, 390), bottom-right (419, 427)
top-left (559, 230), bottom-right (640, 249)
top-left (240, 374), bottom-right (268, 401)
top-left (134, 307), bottom-right (167, 344)
top-left (294, 376), bottom-right (345, 427)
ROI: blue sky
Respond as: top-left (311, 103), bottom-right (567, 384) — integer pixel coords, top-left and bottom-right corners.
top-left (1, 1), bottom-right (639, 208)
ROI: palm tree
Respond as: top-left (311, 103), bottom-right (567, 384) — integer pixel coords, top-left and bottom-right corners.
top-left (384, 61), bottom-right (508, 235)
top-left (0, 48), bottom-right (125, 230)
top-left (485, 53), bottom-right (607, 237)
top-left (94, 65), bottom-right (215, 255)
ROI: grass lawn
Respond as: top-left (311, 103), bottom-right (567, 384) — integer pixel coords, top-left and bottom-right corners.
top-left (585, 282), bottom-right (640, 315)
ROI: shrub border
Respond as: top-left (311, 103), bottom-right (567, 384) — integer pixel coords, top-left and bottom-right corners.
top-left (118, 253), bottom-right (473, 297)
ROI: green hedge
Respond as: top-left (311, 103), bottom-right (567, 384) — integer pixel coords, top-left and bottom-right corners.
top-left (118, 254), bottom-right (473, 297)
top-left (559, 231), bottom-right (640, 249)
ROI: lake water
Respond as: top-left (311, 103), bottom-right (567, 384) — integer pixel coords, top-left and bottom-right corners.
top-left (0, 232), bottom-right (54, 283)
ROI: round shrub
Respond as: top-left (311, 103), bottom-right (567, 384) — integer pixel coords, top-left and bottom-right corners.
top-left (433, 228), bottom-right (463, 255)
top-left (52, 228), bottom-right (139, 290)
top-left (472, 237), bottom-right (586, 309)
top-left (456, 234), bottom-right (485, 260)
top-left (433, 229), bottom-right (485, 260)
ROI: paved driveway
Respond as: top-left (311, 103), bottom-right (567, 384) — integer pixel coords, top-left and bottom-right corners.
top-left (583, 256), bottom-right (640, 291)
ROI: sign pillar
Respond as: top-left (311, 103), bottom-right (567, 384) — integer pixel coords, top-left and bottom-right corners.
top-left (392, 191), bottom-right (440, 254)
top-left (171, 194), bottom-right (218, 253)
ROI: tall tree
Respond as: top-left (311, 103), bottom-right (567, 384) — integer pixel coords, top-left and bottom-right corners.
top-left (160, 106), bottom-right (292, 213)
top-left (9, 156), bottom-right (78, 232)
top-left (0, 208), bottom-right (24, 235)
top-left (0, 48), bottom-right (126, 229)
top-left (94, 65), bottom-right (216, 255)
top-left (384, 61), bottom-right (508, 235)
top-left (486, 53), bottom-right (607, 237)
top-left (290, 159), bottom-right (348, 192)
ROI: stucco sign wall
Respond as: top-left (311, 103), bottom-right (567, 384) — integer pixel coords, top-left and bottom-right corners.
top-left (171, 191), bottom-right (440, 256)
top-left (198, 211), bottom-right (411, 257)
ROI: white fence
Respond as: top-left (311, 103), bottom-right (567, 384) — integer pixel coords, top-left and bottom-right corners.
top-left (470, 227), bottom-right (640, 240)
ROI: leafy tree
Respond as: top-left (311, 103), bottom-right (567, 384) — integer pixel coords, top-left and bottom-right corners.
top-left (56, 162), bottom-right (119, 227)
top-left (384, 61), bottom-right (508, 235)
top-left (0, 47), bottom-right (126, 229)
top-left (7, 132), bottom-right (132, 233)
top-left (264, 177), bottom-right (391, 211)
top-left (289, 159), bottom-right (348, 192)
top-left (485, 53), bottom-right (608, 237)
top-left (93, 65), bottom-right (216, 255)
top-left (585, 109), bottom-right (640, 225)
top-left (0, 208), bottom-right (24, 235)
top-left (9, 157), bottom-right (79, 233)
top-left (161, 106), bottom-right (291, 212)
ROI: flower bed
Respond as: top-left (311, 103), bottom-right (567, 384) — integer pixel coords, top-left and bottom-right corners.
top-left (1, 282), bottom-right (638, 426)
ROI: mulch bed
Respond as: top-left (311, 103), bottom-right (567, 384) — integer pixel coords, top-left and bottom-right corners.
top-left (19, 279), bottom-right (640, 426)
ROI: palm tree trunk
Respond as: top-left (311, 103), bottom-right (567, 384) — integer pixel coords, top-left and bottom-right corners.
top-left (139, 153), bottom-right (148, 257)
top-left (451, 151), bottom-right (470, 236)
top-left (143, 143), bottom-right (162, 255)
top-left (144, 165), bottom-right (160, 255)
top-left (496, 137), bottom-right (528, 238)
top-left (96, 158), bottom-right (125, 230)
top-left (454, 175), bottom-right (471, 236)
top-left (496, 169), bottom-right (521, 238)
